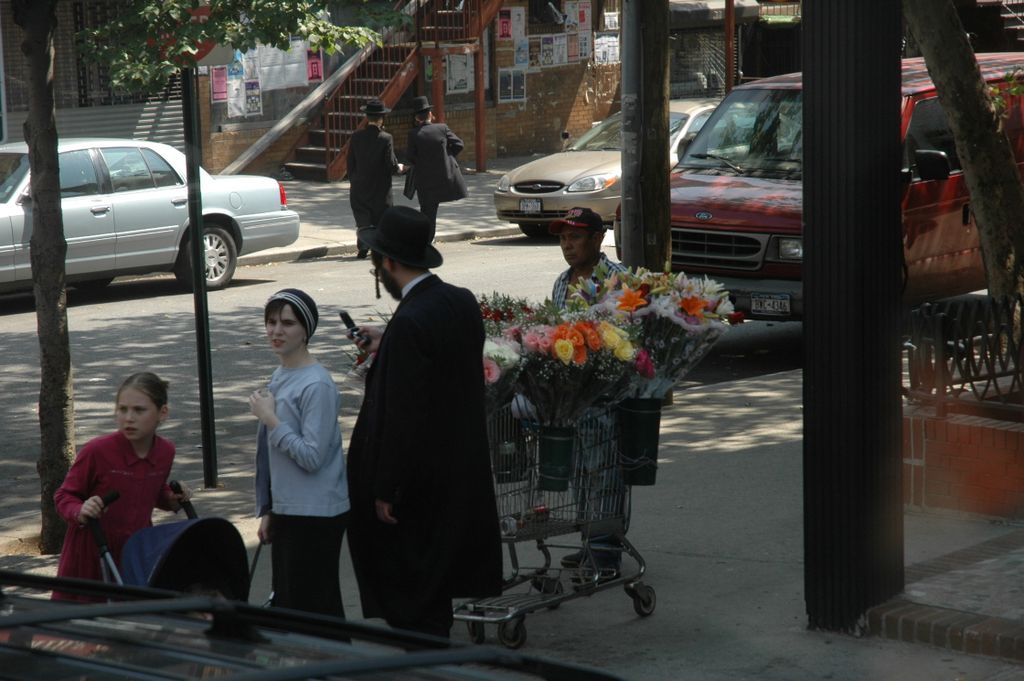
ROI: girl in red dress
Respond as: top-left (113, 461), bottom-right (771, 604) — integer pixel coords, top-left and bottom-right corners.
top-left (53, 372), bottom-right (190, 601)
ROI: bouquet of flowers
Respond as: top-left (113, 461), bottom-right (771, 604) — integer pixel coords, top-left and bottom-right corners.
top-left (479, 292), bottom-right (533, 337)
top-left (514, 315), bottom-right (636, 427)
top-left (479, 293), bottom-right (533, 413)
top-left (483, 335), bottom-right (523, 413)
top-left (569, 264), bottom-right (734, 399)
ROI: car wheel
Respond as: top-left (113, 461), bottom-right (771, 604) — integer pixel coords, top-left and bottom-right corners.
top-left (518, 222), bottom-right (551, 239)
top-left (174, 225), bottom-right (237, 291)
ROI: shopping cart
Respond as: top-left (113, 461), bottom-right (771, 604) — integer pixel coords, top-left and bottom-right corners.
top-left (453, 403), bottom-right (656, 649)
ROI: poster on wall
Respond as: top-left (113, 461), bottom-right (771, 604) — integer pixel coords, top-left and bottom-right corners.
top-left (498, 68), bottom-right (526, 102)
top-left (211, 66), bottom-right (228, 102)
top-left (540, 36), bottom-right (554, 67)
top-left (553, 35), bottom-right (568, 65)
top-left (498, 9), bottom-right (512, 39)
top-left (244, 80), bottom-right (263, 116)
top-left (529, 36), bottom-right (542, 71)
top-left (511, 7), bottom-right (526, 40)
top-left (578, 1), bottom-right (592, 29)
top-left (564, 2), bottom-right (579, 32)
top-left (447, 53), bottom-right (471, 93)
top-left (307, 50), bottom-right (324, 81)
top-left (594, 32), bottom-right (619, 64)
top-left (259, 38), bottom-right (309, 91)
top-left (567, 34), bottom-right (579, 63)
top-left (578, 31), bottom-right (592, 60)
top-left (514, 37), bottom-right (529, 68)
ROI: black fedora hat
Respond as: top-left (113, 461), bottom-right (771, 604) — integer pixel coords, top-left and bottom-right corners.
top-left (411, 95), bottom-right (433, 114)
top-left (361, 206), bottom-right (443, 269)
top-left (361, 98), bottom-right (390, 115)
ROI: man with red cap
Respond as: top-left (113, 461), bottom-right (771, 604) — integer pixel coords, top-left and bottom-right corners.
top-left (549, 206), bottom-right (627, 308)
top-left (548, 206), bottom-right (628, 579)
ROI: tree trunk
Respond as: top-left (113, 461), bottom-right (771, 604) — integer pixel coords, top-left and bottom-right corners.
top-left (639, 0), bottom-right (670, 270)
top-left (903, 0), bottom-right (1024, 297)
top-left (14, 0), bottom-right (74, 554)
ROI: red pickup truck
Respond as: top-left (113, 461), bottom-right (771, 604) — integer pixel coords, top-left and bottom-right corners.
top-left (665, 53), bottom-right (1024, 320)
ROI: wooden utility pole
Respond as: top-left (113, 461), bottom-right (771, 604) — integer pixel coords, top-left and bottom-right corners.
top-left (620, 0), bottom-right (671, 270)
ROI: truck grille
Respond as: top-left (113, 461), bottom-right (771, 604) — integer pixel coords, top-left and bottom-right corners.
top-left (513, 181), bottom-right (563, 194)
top-left (671, 229), bottom-right (767, 270)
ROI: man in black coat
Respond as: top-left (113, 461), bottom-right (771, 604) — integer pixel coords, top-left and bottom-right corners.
top-left (406, 96), bottom-right (468, 238)
top-left (347, 98), bottom-right (401, 259)
top-left (345, 205), bottom-right (501, 637)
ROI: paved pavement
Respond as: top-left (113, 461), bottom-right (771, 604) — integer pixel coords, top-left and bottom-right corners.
top-left (4, 159), bottom-right (1024, 679)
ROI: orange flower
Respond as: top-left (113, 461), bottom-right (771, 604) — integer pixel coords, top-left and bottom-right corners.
top-left (680, 296), bottom-right (705, 317)
top-left (617, 285), bottom-right (649, 313)
top-left (576, 321), bottom-right (603, 352)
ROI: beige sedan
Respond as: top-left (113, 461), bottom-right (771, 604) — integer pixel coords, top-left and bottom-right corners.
top-left (493, 97), bottom-right (720, 238)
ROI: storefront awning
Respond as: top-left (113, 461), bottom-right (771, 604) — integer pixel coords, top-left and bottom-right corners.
top-left (669, 0), bottom-right (762, 29)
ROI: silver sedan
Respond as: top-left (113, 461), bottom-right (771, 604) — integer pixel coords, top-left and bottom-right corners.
top-left (0, 138), bottom-right (300, 292)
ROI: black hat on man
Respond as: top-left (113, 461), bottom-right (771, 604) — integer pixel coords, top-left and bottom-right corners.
top-left (361, 206), bottom-right (443, 269)
top-left (362, 98), bottom-right (390, 115)
top-left (549, 206), bottom-right (607, 235)
top-left (411, 95), bottom-right (433, 114)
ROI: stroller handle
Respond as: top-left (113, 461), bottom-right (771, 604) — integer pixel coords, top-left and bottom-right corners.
top-left (169, 480), bottom-right (197, 520)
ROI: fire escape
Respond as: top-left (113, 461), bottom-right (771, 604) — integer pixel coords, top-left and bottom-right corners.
top-left (282, 0), bottom-right (504, 182)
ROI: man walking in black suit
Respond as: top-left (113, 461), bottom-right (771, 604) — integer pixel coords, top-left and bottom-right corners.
top-left (406, 95), bottom-right (468, 238)
top-left (347, 98), bottom-right (401, 259)
top-left (344, 206), bottom-right (501, 637)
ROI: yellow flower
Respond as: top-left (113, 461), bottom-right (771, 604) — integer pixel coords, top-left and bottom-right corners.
top-left (614, 341), bottom-right (636, 362)
top-left (599, 321), bottom-right (623, 350)
top-left (554, 338), bottom-right (575, 364)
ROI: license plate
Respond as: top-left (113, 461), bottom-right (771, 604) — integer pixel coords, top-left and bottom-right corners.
top-left (751, 293), bottom-right (791, 316)
top-left (520, 198), bottom-right (542, 213)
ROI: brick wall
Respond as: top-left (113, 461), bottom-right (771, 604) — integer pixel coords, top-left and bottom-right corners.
top-left (903, 405), bottom-right (1024, 519)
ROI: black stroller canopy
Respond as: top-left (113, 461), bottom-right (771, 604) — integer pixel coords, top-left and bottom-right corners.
top-left (120, 517), bottom-right (250, 601)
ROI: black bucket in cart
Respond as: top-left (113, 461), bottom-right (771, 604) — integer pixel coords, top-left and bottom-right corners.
top-left (616, 397), bottom-right (661, 486)
top-left (537, 426), bottom-right (574, 491)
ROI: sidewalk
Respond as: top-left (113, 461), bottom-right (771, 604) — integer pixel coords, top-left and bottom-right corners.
top-left (238, 155), bottom-right (539, 267)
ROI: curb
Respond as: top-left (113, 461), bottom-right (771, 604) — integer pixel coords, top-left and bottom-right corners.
top-left (868, 527), bottom-right (1024, 663)
top-left (237, 225), bottom-right (526, 268)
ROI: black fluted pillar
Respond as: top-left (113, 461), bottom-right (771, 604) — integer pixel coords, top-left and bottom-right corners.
top-left (803, 2), bottom-right (905, 630)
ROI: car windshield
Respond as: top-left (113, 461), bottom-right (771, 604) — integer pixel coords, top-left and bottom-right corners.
top-left (570, 110), bottom-right (689, 152)
top-left (681, 88), bottom-right (802, 178)
top-left (0, 153), bottom-right (29, 203)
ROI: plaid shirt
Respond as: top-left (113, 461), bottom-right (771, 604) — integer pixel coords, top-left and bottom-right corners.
top-left (551, 252), bottom-right (628, 309)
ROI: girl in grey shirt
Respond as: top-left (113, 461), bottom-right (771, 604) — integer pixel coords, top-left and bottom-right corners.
top-left (250, 288), bottom-right (350, 616)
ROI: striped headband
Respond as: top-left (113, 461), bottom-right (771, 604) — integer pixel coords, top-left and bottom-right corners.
top-left (268, 288), bottom-right (319, 340)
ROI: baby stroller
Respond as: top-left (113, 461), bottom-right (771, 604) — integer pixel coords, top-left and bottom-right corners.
top-left (92, 483), bottom-right (250, 602)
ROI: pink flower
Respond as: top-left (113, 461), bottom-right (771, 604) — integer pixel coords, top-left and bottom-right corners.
top-left (483, 357), bottom-right (501, 384)
top-left (635, 348), bottom-right (655, 379)
top-left (523, 330), bottom-right (544, 353)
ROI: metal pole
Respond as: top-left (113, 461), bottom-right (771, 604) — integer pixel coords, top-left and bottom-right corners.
top-left (181, 67), bottom-right (218, 488)
top-left (724, 0), bottom-right (735, 92)
top-left (619, 0), bottom-right (642, 267)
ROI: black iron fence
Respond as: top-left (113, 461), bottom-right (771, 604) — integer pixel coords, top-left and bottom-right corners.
top-left (905, 294), bottom-right (1024, 418)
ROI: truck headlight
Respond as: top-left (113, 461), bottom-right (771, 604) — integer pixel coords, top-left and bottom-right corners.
top-left (778, 237), bottom-right (803, 260)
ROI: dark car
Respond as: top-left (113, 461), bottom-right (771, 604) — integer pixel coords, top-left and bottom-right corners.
top-left (0, 570), bottom-right (626, 681)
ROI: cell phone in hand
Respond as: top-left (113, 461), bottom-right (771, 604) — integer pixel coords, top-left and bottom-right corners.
top-left (339, 311), bottom-right (363, 340)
